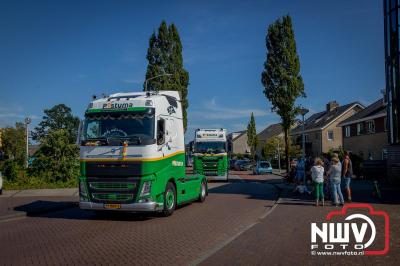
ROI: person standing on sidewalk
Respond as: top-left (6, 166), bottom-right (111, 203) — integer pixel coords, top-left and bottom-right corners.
top-left (294, 158), bottom-right (305, 185)
top-left (311, 158), bottom-right (325, 206)
top-left (322, 153), bottom-right (331, 200)
top-left (342, 151), bottom-right (353, 202)
top-left (327, 155), bottom-right (344, 206)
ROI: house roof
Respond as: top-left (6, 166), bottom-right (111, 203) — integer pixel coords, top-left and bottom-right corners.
top-left (257, 123), bottom-right (282, 141)
top-left (28, 145), bottom-right (40, 156)
top-left (232, 131), bottom-right (247, 142)
top-left (339, 98), bottom-right (386, 126)
top-left (291, 102), bottom-right (363, 134)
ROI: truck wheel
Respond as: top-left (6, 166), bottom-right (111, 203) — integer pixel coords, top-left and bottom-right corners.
top-left (162, 182), bottom-right (176, 216)
top-left (197, 180), bottom-right (207, 202)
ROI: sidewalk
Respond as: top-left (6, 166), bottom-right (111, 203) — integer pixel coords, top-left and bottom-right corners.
top-left (0, 188), bottom-right (78, 221)
top-left (200, 179), bottom-right (400, 265)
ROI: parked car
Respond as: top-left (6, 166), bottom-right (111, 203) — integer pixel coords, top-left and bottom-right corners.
top-left (241, 161), bottom-right (255, 171)
top-left (253, 161), bottom-right (273, 175)
top-left (233, 160), bottom-right (249, 171)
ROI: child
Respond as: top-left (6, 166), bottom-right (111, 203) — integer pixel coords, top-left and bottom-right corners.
top-left (292, 181), bottom-right (311, 195)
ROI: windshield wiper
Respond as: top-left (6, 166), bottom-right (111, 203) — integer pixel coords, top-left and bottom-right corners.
top-left (107, 135), bottom-right (142, 145)
top-left (83, 137), bottom-right (109, 145)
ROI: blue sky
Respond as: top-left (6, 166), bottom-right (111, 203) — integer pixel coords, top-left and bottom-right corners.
top-left (0, 0), bottom-right (384, 141)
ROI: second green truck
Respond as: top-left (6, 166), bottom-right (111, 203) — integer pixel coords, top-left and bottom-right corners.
top-left (193, 129), bottom-right (229, 181)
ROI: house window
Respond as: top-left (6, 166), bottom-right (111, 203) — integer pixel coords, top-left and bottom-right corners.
top-left (345, 126), bottom-right (351, 137)
top-left (366, 120), bottom-right (375, 133)
top-left (305, 134), bottom-right (309, 142)
top-left (327, 130), bottom-right (334, 140)
top-left (315, 132), bottom-right (319, 139)
top-left (357, 123), bottom-right (364, 135)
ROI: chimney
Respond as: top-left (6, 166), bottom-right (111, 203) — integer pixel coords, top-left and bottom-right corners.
top-left (326, 101), bottom-right (339, 112)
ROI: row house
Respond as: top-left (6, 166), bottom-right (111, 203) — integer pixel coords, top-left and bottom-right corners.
top-left (290, 101), bottom-right (364, 157)
top-left (339, 98), bottom-right (388, 160)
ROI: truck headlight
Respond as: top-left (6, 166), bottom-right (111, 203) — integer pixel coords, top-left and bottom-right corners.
top-left (140, 181), bottom-right (152, 197)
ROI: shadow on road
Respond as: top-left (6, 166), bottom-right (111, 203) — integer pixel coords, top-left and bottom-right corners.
top-left (208, 179), bottom-right (280, 201)
top-left (12, 179), bottom-right (282, 221)
top-left (275, 179), bottom-right (400, 206)
top-left (15, 200), bottom-right (206, 221)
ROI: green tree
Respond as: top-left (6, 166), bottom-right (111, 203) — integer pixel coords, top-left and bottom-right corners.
top-left (289, 142), bottom-right (302, 159)
top-left (262, 136), bottom-right (284, 160)
top-left (144, 21), bottom-right (190, 131)
top-left (261, 15), bottom-right (306, 173)
top-left (1, 123), bottom-right (26, 165)
top-left (262, 136), bottom-right (301, 164)
top-left (32, 104), bottom-right (80, 143)
top-left (30, 129), bottom-right (79, 182)
top-left (0, 123), bottom-right (27, 180)
top-left (247, 113), bottom-right (258, 160)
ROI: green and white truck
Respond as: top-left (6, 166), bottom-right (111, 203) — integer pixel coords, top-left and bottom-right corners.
top-left (78, 90), bottom-right (207, 216)
top-left (193, 129), bottom-right (228, 181)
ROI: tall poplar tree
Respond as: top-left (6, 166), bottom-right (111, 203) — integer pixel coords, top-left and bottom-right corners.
top-left (261, 15), bottom-right (305, 173)
top-left (144, 21), bottom-right (189, 131)
top-left (247, 113), bottom-right (257, 160)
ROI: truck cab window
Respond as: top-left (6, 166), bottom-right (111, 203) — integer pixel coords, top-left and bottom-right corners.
top-left (157, 119), bottom-right (165, 145)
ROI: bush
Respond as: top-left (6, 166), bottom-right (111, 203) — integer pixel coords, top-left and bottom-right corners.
top-left (3, 160), bottom-right (20, 181)
top-left (30, 129), bottom-right (79, 183)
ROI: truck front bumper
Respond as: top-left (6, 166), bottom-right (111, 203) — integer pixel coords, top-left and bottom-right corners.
top-left (79, 201), bottom-right (164, 212)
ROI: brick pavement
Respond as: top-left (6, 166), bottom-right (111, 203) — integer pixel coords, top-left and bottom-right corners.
top-left (0, 180), bottom-right (279, 265)
top-left (201, 180), bottom-right (400, 266)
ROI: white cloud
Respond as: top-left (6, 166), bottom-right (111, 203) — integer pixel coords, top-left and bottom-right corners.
top-left (0, 105), bottom-right (39, 127)
top-left (189, 97), bottom-right (269, 120)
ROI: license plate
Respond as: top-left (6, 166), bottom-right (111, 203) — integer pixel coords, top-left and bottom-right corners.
top-left (104, 203), bottom-right (121, 209)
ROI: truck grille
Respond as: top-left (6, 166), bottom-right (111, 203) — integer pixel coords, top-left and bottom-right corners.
top-left (89, 182), bottom-right (136, 190)
top-left (204, 170), bottom-right (219, 176)
top-left (92, 193), bottom-right (134, 202)
top-left (87, 177), bottom-right (139, 204)
top-left (202, 161), bottom-right (219, 176)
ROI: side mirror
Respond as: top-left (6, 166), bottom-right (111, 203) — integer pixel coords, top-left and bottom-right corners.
top-left (157, 119), bottom-right (165, 145)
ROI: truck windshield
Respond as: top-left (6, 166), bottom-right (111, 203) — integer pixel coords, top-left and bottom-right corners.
top-left (195, 142), bottom-right (226, 153)
top-left (82, 113), bottom-right (155, 144)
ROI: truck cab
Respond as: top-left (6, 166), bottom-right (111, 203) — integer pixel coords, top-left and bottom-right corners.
top-left (193, 129), bottom-right (229, 181)
top-left (78, 91), bottom-right (207, 216)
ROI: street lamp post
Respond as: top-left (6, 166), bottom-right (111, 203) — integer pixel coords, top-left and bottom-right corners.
top-left (277, 140), bottom-right (281, 173)
top-left (299, 107), bottom-right (309, 185)
top-left (24, 117), bottom-right (31, 168)
top-left (144, 73), bottom-right (172, 91)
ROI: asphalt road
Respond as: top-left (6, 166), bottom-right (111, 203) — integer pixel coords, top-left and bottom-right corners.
top-left (0, 173), bottom-right (280, 265)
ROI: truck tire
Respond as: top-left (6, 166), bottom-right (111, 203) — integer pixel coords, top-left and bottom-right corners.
top-left (197, 180), bottom-right (207, 202)
top-left (162, 182), bottom-right (176, 216)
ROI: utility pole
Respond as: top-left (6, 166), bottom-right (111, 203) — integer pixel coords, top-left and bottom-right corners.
top-left (24, 117), bottom-right (31, 168)
top-left (277, 140), bottom-right (281, 173)
top-left (299, 108), bottom-right (309, 185)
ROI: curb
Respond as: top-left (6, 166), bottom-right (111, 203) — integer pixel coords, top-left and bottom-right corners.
top-left (0, 202), bottom-right (78, 223)
top-left (272, 171), bottom-right (287, 178)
